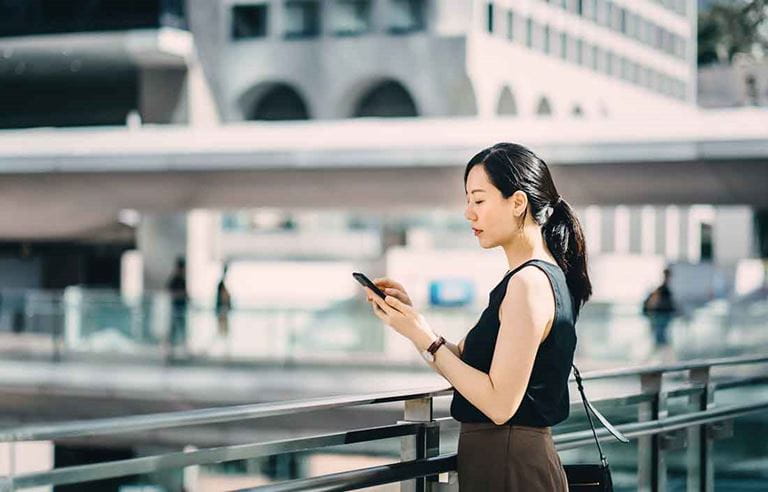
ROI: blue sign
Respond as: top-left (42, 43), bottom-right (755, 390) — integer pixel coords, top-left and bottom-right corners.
top-left (429, 278), bottom-right (474, 307)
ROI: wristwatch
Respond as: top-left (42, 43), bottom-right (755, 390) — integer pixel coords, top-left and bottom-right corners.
top-left (421, 335), bottom-right (446, 363)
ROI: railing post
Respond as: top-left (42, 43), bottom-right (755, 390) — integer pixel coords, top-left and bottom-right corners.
top-left (638, 371), bottom-right (666, 492)
top-left (687, 367), bottom-right (714, 492)
top-left (400, 397), bottom-right (437, 492)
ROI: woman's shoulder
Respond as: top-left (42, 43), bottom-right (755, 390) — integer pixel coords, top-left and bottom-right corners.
top-left (497, 265), bottom-right (556, 329)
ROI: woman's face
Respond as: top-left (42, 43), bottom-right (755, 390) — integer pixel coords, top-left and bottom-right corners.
top-left (464, 164), bottom-right (525, 249)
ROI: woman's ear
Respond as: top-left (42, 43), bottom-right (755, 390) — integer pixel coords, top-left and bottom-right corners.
top-left (510, 190), bottom-right (528, 217)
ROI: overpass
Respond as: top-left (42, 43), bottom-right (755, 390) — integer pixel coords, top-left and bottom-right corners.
top-left (0, 108), bottom-right (766, 239)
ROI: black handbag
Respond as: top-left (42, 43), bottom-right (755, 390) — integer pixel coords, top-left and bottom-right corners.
top-left (563, 365), bottom-right (629, 491)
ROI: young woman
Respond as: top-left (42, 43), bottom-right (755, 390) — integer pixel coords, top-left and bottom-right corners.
top-left (364, 142), bottom-right (591, 491)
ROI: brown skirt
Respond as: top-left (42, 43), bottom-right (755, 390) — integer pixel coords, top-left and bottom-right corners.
top-left (457, 422), bottom-right (568, 491)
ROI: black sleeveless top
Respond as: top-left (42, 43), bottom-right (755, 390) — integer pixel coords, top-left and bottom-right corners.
top-left (449, 259), bottom-right (577, 427)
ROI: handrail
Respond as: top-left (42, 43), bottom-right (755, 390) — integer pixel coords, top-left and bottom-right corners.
top-left (10, 422), bottom-right (424, 489)
top-left (2, 353), bottom-right (767, 442)
top-left (0, 386), bottom-right (453, 442)
top-left (239, 455), bottom-right (457, 492)
top-left (576, 354), bottom-right (768, 381)
top-left (8, 400), bottom-right (768, 490)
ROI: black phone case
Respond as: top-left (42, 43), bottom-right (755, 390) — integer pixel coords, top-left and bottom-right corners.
top-left (352, 272), bottom-right (387, 299)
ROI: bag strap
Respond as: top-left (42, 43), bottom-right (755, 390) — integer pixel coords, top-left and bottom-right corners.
top-left (572, 365), bottom-right (629, 465)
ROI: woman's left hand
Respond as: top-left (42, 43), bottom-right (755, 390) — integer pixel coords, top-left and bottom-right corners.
top-left (365, 289), bottom-right (432, 345)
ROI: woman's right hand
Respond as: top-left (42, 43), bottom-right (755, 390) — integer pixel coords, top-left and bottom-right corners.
top-left (371, 277), bottom-right (413, 307)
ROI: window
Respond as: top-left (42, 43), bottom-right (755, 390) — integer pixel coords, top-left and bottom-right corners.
top-left (559, 31), bottom-right (568, 59)
top-left (594, 45), bottom-right (604, 72)
top-left (332, 0), bottom-right (371, 36)
top-left (595, 0), bottom-right (607, 26)
top-left (637, 65), bottom-right (648, 87)
top-left (536, 97), bottom-right (553, 116)
top-left (232, 4), bottom-right (268, 39)
top-left (626, 12), bottom-right (635, 38)
top-left (575, 38), bottom-right (583, 65)
top-left (543, 25), bottom-right (551, 53)
top-left (605, 51), bottom-right (614, 75)
top-left (648, 70), bottom-right (658, 92)
top-left (506, 10), bottom-right (514, 41)
top-left (525, 17), bottom-right (533, 48)
top-left (637, 17), bottom-right (647, 44)
top-left (589, 44), bottom-right (598, 70)
top-left (619, 7), bottom-right (626, 34)
top-left (284, 0), bottom-right (320, 38)
top-left (584, 0), bottom-right (596, 20)
top-left (487, 2), bottom-right (494, 34)
top-left (389, 0), bottom-right (426, 33)
top-left (620, 57), bottom-right (630, 80)
top-left (611, 5), bottom-right (623, 32)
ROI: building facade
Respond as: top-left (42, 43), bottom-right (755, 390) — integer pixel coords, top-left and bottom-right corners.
top-left (1, 0), bottom-right (699, 128)
top-left (190, 0), bottom-right (697, 121)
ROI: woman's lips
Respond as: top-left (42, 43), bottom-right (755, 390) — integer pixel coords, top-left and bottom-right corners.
top-left (473, 229), bottom-right (483, 236)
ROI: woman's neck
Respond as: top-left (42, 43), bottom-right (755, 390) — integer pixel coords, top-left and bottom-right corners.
top-left (502, 224), bottom-right (556, 271)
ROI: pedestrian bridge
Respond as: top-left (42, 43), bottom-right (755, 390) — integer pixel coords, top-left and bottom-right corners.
top-left (1, 355), bottom-right (767, 491)
top-left (0, 109), bottom-right (766, 239)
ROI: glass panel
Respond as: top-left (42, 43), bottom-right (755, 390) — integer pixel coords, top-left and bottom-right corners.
top-left (285, 0), bottom-right (320, 38)
top-left (232, 4), bottom-right (269, 39)
top-left (332, 0), bottom-right (371, 36)
top-left (389, 0), bottom-right (426, 33)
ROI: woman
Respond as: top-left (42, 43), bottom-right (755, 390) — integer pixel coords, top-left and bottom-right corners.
top-left (364, 143), bottom-right (591, 491)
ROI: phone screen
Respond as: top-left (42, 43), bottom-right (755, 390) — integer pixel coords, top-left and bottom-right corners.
top-left (352, 272), bottom-right (387, 299)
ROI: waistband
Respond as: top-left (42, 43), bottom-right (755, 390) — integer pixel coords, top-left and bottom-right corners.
top-left (460, 422), bottom-right (551, 435)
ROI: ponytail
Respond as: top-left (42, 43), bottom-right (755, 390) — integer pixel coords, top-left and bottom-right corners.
top-left (542, 197), bottom-right (592, 316)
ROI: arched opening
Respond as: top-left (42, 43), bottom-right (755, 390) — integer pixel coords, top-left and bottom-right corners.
top-left (535, 96), bottom-right (553, 116)
top-left (496, 86), bottom-right (517, 116)
top-left (446, 74), bottom-right (478, 116)
top-left (246, 83), bottom-right (309, 120)
top-left (352, 80), bottom-right (418, 117)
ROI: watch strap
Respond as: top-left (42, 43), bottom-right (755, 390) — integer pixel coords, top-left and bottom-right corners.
top-left (427, 335), bottom-right (446, 356)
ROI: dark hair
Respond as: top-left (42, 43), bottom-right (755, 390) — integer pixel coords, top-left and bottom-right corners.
top-left (464, 142), bottom-right (592, 314)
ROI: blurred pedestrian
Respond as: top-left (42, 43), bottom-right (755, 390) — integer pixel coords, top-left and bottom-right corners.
top-left (215, 263), bottom-right (231, 336)
top-left (167, 256), bottom-right (188, 360)
top-left (643, 267), bottom-right (677, 350)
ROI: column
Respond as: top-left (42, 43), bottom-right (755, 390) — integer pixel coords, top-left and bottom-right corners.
top-left (641, 206), bottom-right (656, 256)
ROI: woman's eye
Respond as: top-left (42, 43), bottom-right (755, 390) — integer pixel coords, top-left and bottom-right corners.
top-left (474, 201), bottom-right (484, 205)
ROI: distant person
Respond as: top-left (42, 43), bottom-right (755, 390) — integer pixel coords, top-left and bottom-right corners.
top-left (167, 257), bottom-right (188, 359)
top-left (643, 267), bottom-right (677, 348)
top-left (215, 263), bottom-right (231, 337)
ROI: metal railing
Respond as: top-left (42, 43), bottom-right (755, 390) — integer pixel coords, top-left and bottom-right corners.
top-left (1, 354), bottom-right (768, 491)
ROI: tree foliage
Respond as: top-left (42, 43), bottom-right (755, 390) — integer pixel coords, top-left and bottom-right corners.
top-left (698, 0), bottom-right (768, 65)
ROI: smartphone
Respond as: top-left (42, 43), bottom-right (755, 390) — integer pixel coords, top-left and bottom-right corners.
top-left (352, 272), bottom-right (387, 300)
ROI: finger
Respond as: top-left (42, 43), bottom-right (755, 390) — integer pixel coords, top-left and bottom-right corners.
top-left (383, 288), bottom-right (409, 303)
top-left (371, 301), bottom-right (388, 321)
top-left (373, 277), bottom-right (405, 290)
top-left (384, 295), bottom-right (411, 315)
top-left (370, 291), bottom-right (395, 315)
